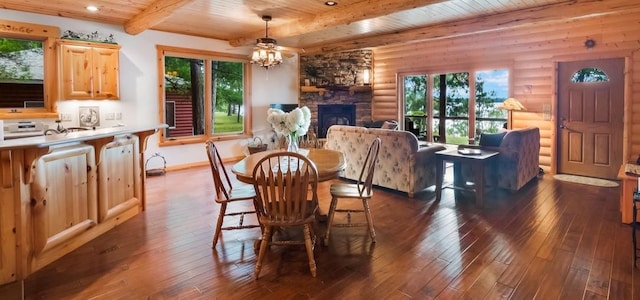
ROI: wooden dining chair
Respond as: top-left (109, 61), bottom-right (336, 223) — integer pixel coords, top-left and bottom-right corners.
top-left (251, 152), bottom-right (320, 278)
top-left (324, 137), bottom-right (381, 246)
top-left (206, 140), bottom-right (260, 249)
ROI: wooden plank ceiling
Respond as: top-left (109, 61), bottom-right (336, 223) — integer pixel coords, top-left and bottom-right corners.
top-left (1, 0), bottom-right (638, 54)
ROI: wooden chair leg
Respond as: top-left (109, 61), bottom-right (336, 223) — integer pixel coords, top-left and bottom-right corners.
top-left (303, 224), bottom-right (317, 277)
top-left (254, 225), bottom-right (271, 279)
top-left (212, 202), bottom-right (228, 249)
top-left (362, 198), bottom-right (376, 243)
top-left (324, 196), bottom-right (339, 246)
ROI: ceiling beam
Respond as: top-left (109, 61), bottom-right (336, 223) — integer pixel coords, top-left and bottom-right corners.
top-left (303, 0), bottom-right (640, 53)
top-left (124, 0), bottom-right (196, 35)
top-left (228, 0), bottom-right (449, 47)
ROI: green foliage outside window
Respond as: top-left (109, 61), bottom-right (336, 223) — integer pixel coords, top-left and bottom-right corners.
top-left (0, 37), bottom-right (43, 80)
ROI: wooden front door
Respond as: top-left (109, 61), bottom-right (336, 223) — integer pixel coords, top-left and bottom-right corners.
top-left (557, 58), bottom-right (624, 179)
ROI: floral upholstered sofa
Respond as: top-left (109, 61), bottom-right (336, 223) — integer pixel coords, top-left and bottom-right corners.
top-left (324, 125), bottom-right (446, 197)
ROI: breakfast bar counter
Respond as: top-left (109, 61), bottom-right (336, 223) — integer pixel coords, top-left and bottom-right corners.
top-left (0, 124), bottom-right (165, 296)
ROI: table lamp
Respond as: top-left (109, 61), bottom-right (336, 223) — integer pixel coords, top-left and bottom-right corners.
top-left (498, 98), bottom-right (526, 129)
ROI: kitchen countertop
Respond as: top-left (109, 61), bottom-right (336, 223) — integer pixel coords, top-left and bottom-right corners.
top-left (0, 124), bottom-right (167, 150)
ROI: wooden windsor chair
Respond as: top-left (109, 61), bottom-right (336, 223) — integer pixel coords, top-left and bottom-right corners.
top-left (206, 140), bottom-right (260, 249)
top-left (324, 137), bottom-right (381, 246)
top-left (251, 151), bottom-right (321, 278)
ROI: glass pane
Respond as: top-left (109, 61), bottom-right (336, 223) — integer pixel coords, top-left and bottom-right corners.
top-left (403, 75), bottom-right (427, 138)
top-left (211, 61), bottom-right (244, 134)
top-left (571, 67), bottom-right (609, 82)
top-left (433, 72), bottom-right (469, 143)
top-left (0, 37), bottom-right (44, 108)
top-left (445, 119), bottom-right (469, 145)
top-left (164, 56), bottom-right (205, 138)
top-left (476, 69), bottom-right (508, 136)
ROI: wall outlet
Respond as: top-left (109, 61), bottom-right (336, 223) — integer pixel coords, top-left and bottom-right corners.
top-left (115, 112), bottom-right (122, 120)
top-left (60, 113), bottom-right (72, 121)
top-left (105, 112), bottom-right (115, 120)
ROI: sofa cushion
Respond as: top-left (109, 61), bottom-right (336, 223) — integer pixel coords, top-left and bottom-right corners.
top-left (479, 132), bottom-right (506, 147)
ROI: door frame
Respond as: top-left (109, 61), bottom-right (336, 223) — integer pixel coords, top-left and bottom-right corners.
top-left (550, 50), bottom-right (632, 176)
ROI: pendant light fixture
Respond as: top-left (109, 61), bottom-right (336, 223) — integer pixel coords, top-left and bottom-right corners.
top-left (250, 16), bottom-right (283, 69)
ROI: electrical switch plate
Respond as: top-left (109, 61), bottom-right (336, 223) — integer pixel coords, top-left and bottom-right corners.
top-left (61, 113), bottom-right (72, 121)
top-left (105, 113), bottom-right (115, 120)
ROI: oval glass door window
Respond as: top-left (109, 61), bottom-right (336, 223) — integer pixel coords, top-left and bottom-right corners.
top-left (571, 67), bottom-right (609, 83)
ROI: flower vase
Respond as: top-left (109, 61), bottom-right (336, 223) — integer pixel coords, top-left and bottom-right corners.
top-left (287, 134), bottom-right (299, 153)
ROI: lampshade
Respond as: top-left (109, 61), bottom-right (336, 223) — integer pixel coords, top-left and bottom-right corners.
top-left (498, 98), bottom-right (526, 111)
top-left (250, 16), bottom-right (283, 69)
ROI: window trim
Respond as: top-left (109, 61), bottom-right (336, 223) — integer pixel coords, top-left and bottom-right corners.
top-left (0, 19), bottom-right (59, 119)
top-left (156, 45), bottom-right (252, 146)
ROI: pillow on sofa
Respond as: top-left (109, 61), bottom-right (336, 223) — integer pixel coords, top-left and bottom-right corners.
top-left (479, 132), bottom-right (506, 147)
top-left (381, 120), bottom-right (398, 130)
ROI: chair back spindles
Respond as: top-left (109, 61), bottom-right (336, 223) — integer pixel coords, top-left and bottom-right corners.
top-left (358, 137), bottom-right (381, 196)
top-left (206, 140), bottom-right (232, 202)
top-left (253, 153), bottom-right (318, 224)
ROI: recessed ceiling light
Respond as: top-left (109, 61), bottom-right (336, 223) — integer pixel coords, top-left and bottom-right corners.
top-left (324, 1), bottom-right (338, 6)
top-left (86, 5), bottom-right (99, 12)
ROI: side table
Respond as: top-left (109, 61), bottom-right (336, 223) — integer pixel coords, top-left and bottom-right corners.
top-left (435, 148), bottom-right (499, 208)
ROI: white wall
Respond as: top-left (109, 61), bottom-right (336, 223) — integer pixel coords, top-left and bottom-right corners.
top-left (0, 9), bottom-right (299, 167)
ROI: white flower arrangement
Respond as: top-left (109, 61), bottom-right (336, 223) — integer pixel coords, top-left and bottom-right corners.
top-left (267, 106), bottom-right (311, 138)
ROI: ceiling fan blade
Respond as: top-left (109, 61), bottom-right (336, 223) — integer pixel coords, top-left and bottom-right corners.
top-left (277, 45), bottom-right (305, 53)
top-left (282, 52), bottom-right (296, 58)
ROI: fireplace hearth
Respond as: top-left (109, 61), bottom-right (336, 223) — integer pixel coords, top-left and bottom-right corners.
top-left (317, 104), bottom-right (356, 138)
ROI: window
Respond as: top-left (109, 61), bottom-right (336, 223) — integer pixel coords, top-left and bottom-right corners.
top-left (165, 101), bottom-right (176, 129)
top-left (475, 69), bottom-right (509, 134)
top-left (0, 19), bottom-right (58, 119)
top-left (157, 45), bottom-right (251, 145)
top-left (433, 72), bottom-right (470, 144)
top-left (400, 68), bottom-right (509, 144)
top-left (571, 67), bottom-right (609, 83)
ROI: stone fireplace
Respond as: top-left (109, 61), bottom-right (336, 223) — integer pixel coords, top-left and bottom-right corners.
top-left (299, 49), bottom-right (373, 137)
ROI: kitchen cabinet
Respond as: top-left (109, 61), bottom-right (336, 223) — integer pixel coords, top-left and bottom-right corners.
top-left (0, 125), bottom-right (164, 297)
top-left (58, 40), bottom-right (120, 100)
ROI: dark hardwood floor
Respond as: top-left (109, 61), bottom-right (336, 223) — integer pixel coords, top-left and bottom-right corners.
top-left (21, 165), bottom-right (640, 299)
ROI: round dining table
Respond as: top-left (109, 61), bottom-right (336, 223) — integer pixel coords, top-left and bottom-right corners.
top-left (231, 148), bottom-right (346, 184)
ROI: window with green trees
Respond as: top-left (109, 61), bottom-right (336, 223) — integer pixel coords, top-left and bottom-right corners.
top-left (401, 69), bottom-right (508, 144)
top-left (158, 46), bottom-right (251, 144)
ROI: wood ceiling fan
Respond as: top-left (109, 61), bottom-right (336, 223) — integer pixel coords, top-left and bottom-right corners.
top-left (229, 15), bottom-right (303, 61)
top-left (246, 15), bottom-right (303, 68)
top-left (254, 15), bottom-right (304, 55)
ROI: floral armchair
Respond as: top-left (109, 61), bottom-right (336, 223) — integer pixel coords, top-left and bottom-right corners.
top-left (324, 125), bottom-right (446, 197)
top-left (465, 127), bottom-right (541, 191)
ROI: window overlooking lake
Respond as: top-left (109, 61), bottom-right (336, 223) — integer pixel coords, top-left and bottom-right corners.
top-left (400, 68), bottom-right (509, 144)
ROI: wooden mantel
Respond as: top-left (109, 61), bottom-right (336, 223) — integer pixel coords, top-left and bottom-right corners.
top-left (0, 124), bottom-right (165, 298)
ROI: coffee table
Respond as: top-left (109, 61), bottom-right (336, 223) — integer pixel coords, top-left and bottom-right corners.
top-left (435, 148), bottom-right (499, 208)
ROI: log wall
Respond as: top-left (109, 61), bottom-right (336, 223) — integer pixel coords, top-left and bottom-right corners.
top-left (372, 10), bottom-right (640, 172)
